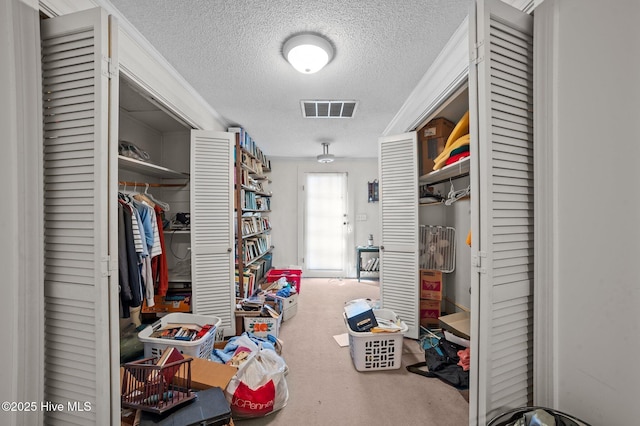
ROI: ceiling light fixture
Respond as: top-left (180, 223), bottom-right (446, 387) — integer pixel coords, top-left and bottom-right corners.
top-left (317, 142), bottom-right (335, 163)
top-left (283, 33), bottom-right (334, 74)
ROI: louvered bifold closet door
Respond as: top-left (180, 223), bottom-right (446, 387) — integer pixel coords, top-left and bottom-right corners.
top-left (469, 0), bottom-right (534, 423)
top-left (41, 8), bottom-right (116, 426)
top-left (190, 131), bottom-right (235, 335)
top-left (379, 133), bottom-right (419, 339)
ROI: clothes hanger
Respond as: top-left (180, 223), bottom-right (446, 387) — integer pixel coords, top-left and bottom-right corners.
top-left (133, 183), bottom-right (156, 209)
top-left (143, 183), bottom-right (170, 211)
top-left (444, 178), bottom-right (470, 206)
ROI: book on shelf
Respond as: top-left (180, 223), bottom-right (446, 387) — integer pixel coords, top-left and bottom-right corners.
top-left (363, 258), bottom-right (374, 271)
top-left (235, 269), bottom-right (256, 298)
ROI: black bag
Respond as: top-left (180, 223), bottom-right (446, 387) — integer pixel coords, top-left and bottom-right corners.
top-left (406, 338), bottom-right (469, 389)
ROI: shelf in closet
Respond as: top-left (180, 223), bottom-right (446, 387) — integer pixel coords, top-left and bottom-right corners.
top-left (165, 229), bottom-right (190, 234)
top-left (118, 155), bottom-right (190, 179)
top-left (242, 209), bottom-right (272, 213)
top-left (167, 276), bottom-right (191, 284)
top-left (419, 156), bottom-right (470, 186)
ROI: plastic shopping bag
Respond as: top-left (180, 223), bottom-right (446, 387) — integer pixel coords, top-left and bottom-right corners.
top-left (225, 348), bottom-right (289, 418)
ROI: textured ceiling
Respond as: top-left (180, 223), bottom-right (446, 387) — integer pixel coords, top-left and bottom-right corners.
top-left (108, 0), bottom-right (473, 159)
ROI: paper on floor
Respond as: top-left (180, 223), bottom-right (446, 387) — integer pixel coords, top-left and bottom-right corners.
top-left (332, 333), bottom-right (349, 347)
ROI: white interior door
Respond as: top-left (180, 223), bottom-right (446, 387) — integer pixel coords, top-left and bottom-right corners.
top-left (190, 130), bottom-right (235, 335)
top-left (378, 132), bottom-right (419, 339)
top-left (469, 0), bottom-right (534, 423)
top-left (303, 172), bottom-right (348, 277)
top-left (41, 7), bottom-right (118, 424)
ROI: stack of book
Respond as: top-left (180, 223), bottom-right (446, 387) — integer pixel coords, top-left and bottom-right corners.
top-left (149, 323), bottom-right (214, 342)
top-left (362, 257), bottom-right (380, 272)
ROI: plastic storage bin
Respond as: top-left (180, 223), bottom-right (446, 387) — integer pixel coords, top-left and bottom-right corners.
top-left (344, 308), bottom-right (408, 371)
top-left (266, 268), bottom-right (302, 293)
top-left (138, 313), bottom-right (222, 359)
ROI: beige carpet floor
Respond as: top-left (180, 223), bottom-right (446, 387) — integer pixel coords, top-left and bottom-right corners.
top-left (235, 278), bottom-right (469, 426)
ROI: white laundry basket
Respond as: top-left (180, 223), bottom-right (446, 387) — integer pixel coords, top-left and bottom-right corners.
top-left (344, 309), bottom-right (408, 371)
top-left (138, 313), bottom-right (222, 359)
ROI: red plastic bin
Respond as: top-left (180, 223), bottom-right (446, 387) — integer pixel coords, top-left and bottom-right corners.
top-left (266, 268), bottom-right (302, 293)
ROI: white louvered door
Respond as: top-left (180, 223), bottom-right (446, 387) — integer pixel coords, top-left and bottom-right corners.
top-left (469, 0), bottom-right (534, 423)
top-left (190, 131), bottom-right (235, 335)
top-left (41, 8), bottom-right (117, 425)
top-left (379, 132), bottom-right (420, 339)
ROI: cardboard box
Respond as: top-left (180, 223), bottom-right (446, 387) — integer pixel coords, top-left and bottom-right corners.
top-left (420, 269), bottom-right (443, 301)
top-left (418, 117), bottom-right (455, 175)
top-left (420, 299), bottom-right (441, 327)
top-left (174, 356), bottom-right (238, 391)
top-left (281, 293), bottom-right (298, 321)
top-left (244, 315), bottom-right (281, 338)
top-left (439, 311), bottom-right (470, 340)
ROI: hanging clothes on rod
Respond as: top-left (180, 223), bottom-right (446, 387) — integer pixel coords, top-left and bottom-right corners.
top-left (117, 184), bottom-right (171, 318)
top-left (118, 195), bottom-right (143, 318)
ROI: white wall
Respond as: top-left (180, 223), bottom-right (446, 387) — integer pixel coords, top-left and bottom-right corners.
top-left (419, 177), bottom-right (472, 313)
top-left (552, 0), bottom-right (640, 424)
top-left (268, 157), bottom-right (380, 278)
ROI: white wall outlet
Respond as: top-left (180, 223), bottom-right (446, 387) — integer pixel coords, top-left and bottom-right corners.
top-left (356, 214), bottom-right (367, 221)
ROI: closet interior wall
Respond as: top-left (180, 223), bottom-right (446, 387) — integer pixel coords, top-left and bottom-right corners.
top-left (419, 176), bottom-right (471, 311)
top-left (417, 86), bottom-right (471, 313)
top-left (118, 79), bottom-right (192, 320)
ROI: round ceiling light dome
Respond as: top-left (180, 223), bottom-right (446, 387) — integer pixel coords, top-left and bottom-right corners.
top-left (283, 34), bottom-right (334, 74)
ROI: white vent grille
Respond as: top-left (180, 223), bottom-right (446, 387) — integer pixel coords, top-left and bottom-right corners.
top-left (301, 100), bottom-right (358, 118)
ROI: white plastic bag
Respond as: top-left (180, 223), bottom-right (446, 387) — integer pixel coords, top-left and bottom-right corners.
top-left (225, 348), bottom-right (289, 418)
top-left (225, 334), bottom-right (261, 367)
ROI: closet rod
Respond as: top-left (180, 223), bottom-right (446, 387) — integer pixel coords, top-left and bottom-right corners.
top-left (118, 181), bottom-right (186, 188)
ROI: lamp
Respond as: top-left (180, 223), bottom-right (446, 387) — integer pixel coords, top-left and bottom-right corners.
top-left (317, 143), bottom-right (335, 163)
top-left (283, 34), bottom-right (334, 74)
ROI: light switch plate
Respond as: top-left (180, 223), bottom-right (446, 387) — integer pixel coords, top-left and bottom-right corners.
top-left (356, 214), bottom-right (367, 221)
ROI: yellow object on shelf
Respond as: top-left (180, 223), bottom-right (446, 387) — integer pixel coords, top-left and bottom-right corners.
top-left (444, 111), bottom-right (469, 151)
top-left (433, 134), bottom-right (470, 170)
top-left (466, 230), bottom-right (471, 247)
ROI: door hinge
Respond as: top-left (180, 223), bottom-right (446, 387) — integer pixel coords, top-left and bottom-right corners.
top-left (472, 40), bottom-right (485, 65)
top-left (102, 255), bottom-right (115, 277)
top-left (102, 56), bottom-right (117, 79)
top-left (472, 251), bottom-right (487, 274)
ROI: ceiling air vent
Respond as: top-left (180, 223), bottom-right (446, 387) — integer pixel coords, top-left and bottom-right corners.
top-left (301, 100), bottom-right (358, 118)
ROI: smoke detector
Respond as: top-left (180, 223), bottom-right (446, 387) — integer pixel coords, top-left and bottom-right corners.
top-left (317, 143), bottom-right (335, 163)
